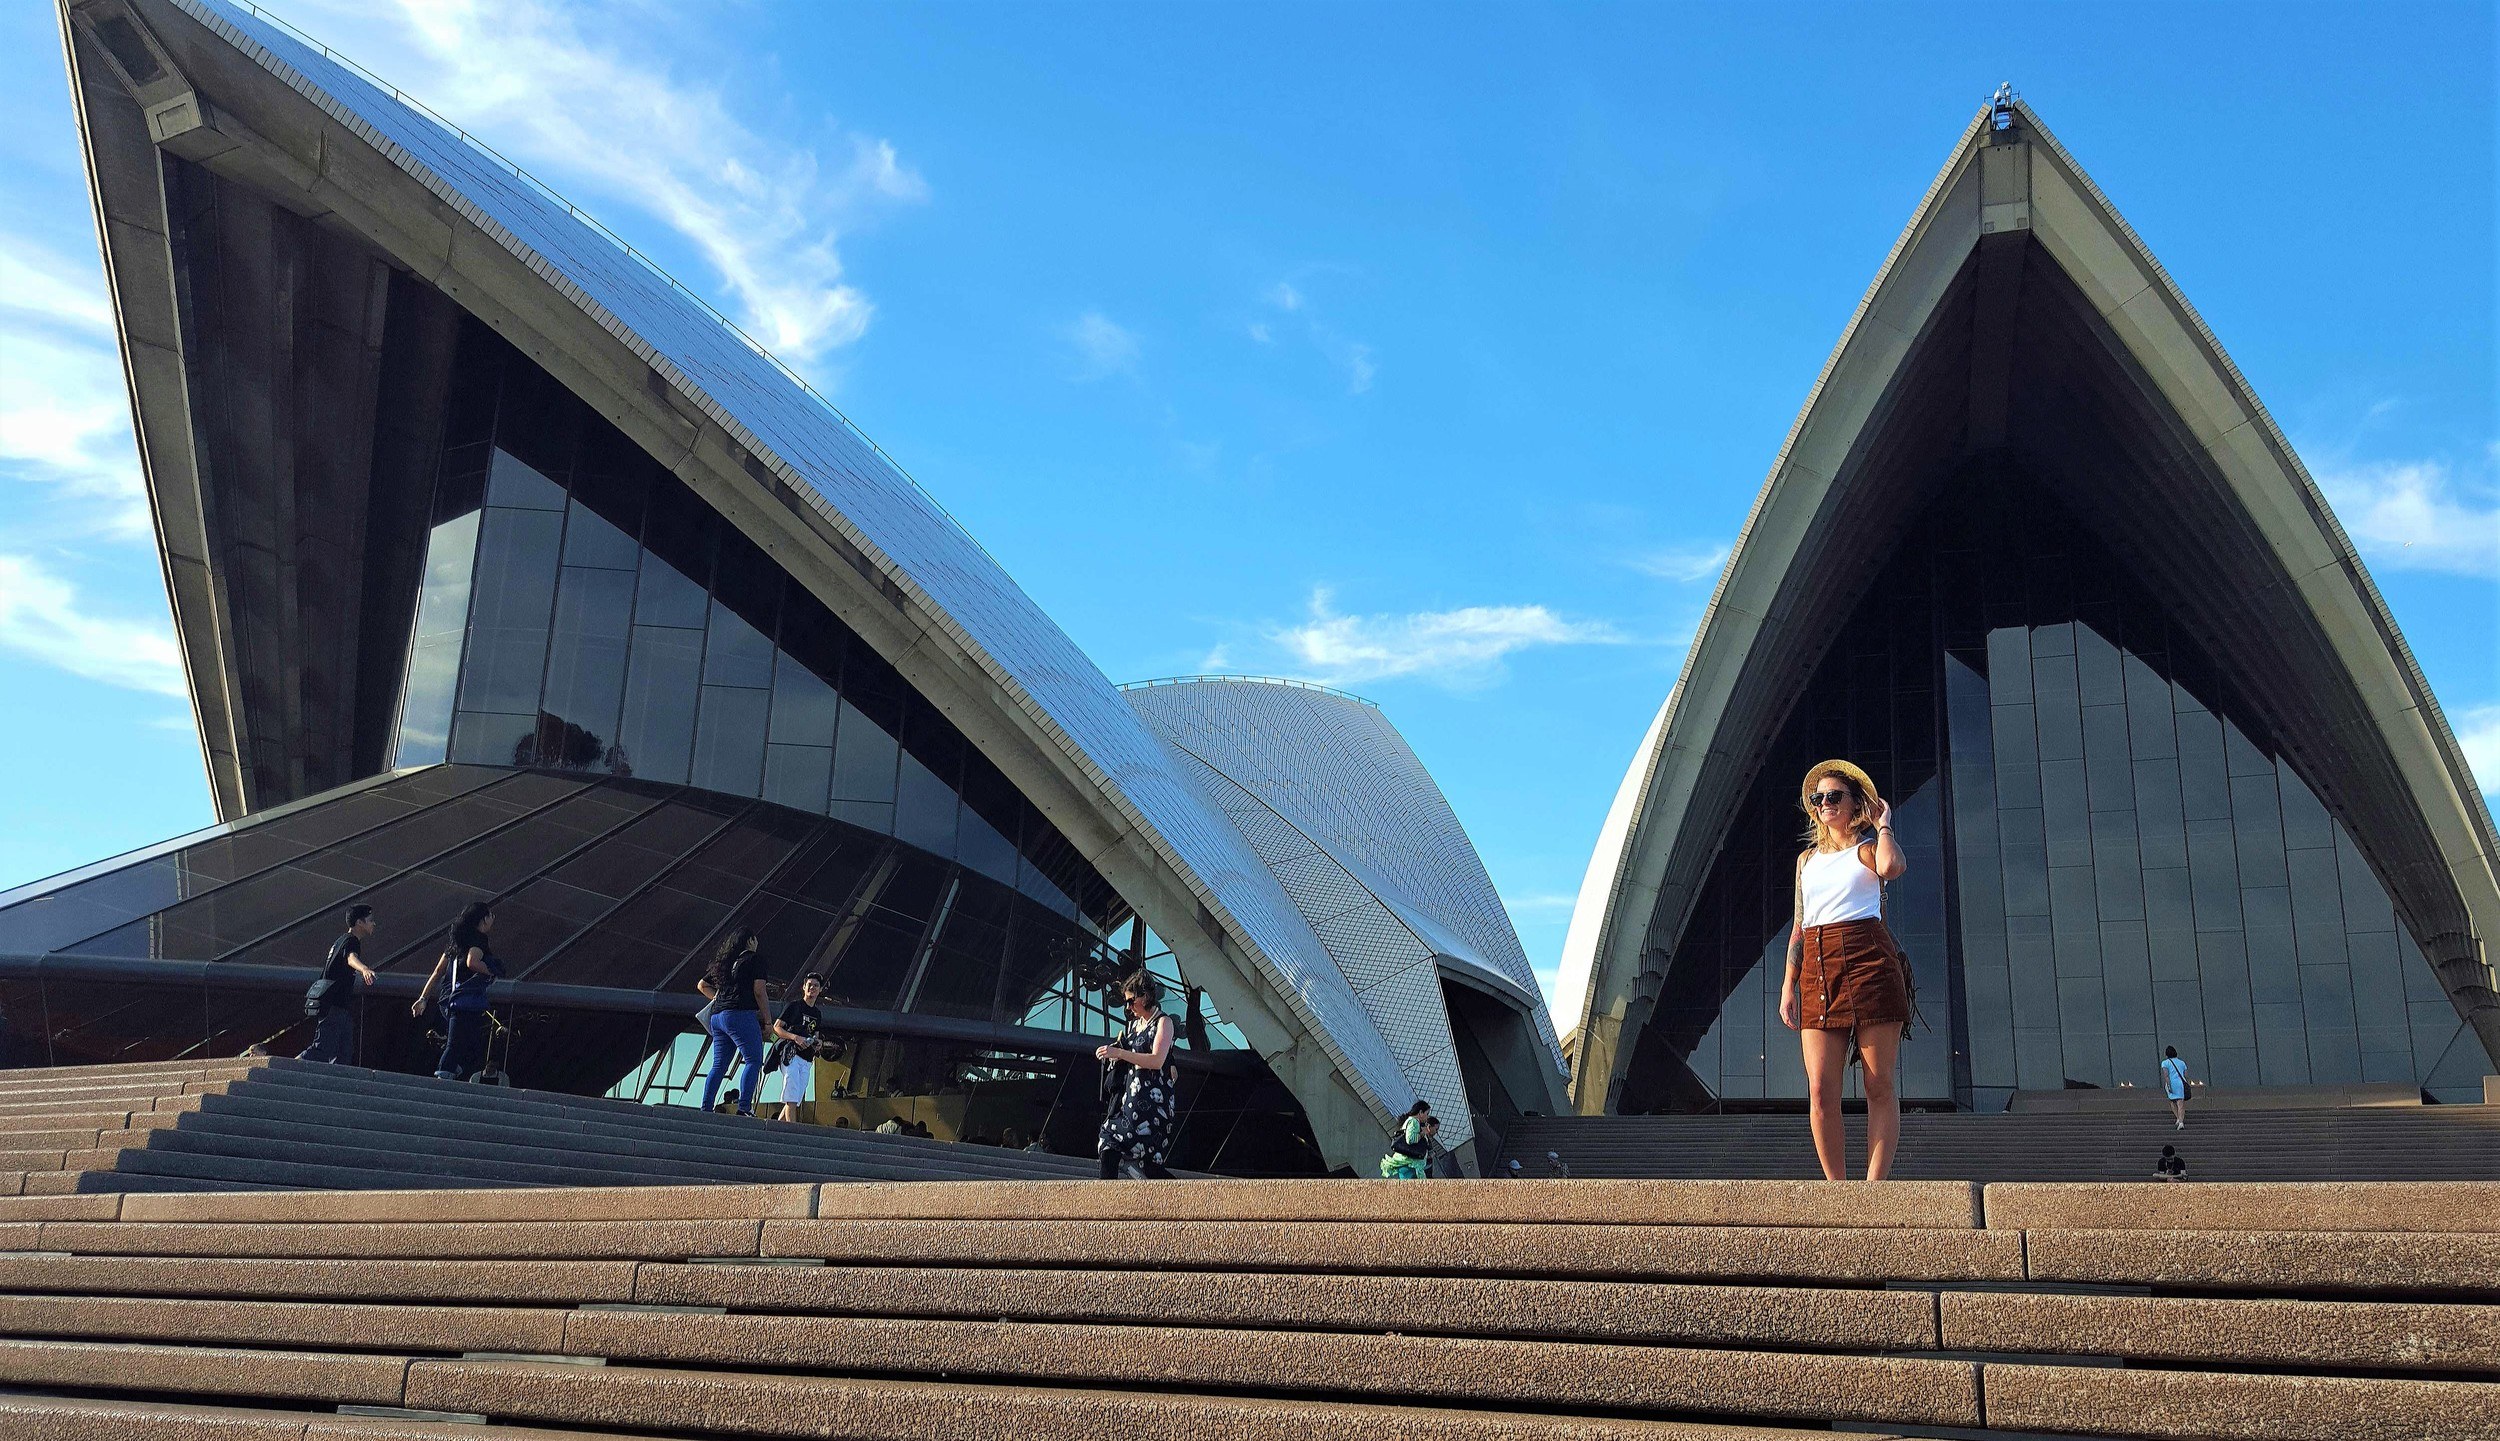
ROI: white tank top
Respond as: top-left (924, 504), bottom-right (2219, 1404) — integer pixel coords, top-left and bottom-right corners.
top-left (1799, 844), bottom-right (1882, 927)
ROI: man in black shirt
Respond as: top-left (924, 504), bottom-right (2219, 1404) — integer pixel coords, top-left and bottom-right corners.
top-left (299, 904), bottom-right (378, 1064)
top-left (771, 973), bottom-right (828, 1122)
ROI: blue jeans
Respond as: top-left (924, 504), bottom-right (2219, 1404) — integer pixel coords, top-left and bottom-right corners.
top-left (299, 1007), bottom-right (354, 1064)
top-left (436, 1008), bottom-right (490, 1080)
top-left (701, 1008), bottom-right (764, 1115)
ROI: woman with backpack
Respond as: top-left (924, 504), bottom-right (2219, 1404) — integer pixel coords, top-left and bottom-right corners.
top-left (411, 902), bottom-right (503, 1082)
top-left (1779, 760), bottom-right (1912, 1181)
top-left (1379, 1100), bottom-right (1432, 1179)
top-left (697, 927), bottom-right (771, 1117)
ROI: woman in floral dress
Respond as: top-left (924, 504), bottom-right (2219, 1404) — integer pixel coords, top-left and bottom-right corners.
top-left (1095, 970), bottom-right (1178, 1179)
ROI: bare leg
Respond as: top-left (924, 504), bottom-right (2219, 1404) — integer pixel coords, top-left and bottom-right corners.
top-left (1858, 1023), bottom-right (1905, 1181)
top-left (2170, 1097), bottom-right (2184, 1129)
top-left (1801, 1028), bottom-right (1849, 1181)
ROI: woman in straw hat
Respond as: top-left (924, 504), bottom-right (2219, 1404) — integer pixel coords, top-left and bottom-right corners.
top-left (1780, 760), bottom-right (1912, 1180)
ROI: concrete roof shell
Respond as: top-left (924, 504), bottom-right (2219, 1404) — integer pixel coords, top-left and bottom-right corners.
top-left (1126, 677), bottom-right (1573, 1142)
top-left (1556, 101), bottom-right (2500, 1109)
top-left (62, 0), bottom-right (1416, 1142)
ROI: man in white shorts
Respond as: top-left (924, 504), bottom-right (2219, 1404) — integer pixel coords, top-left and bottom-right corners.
top-left (771, 973), bottom-right (828, 1122)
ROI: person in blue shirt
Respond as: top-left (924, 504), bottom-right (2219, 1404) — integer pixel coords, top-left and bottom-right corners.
top-left (2160, 1046), bottom-right (2191, 1130)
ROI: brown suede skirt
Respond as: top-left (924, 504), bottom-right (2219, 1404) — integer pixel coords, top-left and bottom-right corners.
top-left (1799, 917), bottom-right (1913, 1032)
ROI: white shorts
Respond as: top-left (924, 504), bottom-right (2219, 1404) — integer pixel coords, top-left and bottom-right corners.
top-left (779, 1058), bottom-right (813, 1107)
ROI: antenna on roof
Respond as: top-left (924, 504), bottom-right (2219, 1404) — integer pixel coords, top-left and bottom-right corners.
top-left (1989, 83), bottom-right (2018, 133)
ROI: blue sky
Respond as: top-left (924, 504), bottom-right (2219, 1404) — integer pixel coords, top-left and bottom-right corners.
top-left (2, 0), bottom-right (2492, 1013)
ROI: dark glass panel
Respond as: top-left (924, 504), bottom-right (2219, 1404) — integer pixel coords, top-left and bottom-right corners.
top-left (711, 526), bottom-right (780, 637)
top-left (867, 850), bottom-right (949, 928)
top-left (832, 801), bottom-right (895, 836)
top-left (831, 700), bottom-right (899, 804)
top-left (633, 552), bottom-right (708, 630)
top-left (2230, 771), bottom-right (2289, 889)
top-left (449, 710), bottom-right (536, 767)
top-left (0, 855), bottom-right (181, 957)
top-left (769, 650), bottom-right (841, 749)
top-left (841, 638), bottom-right (908, 735)
top-left (819, 913), bottom-right (927, 1013)
top-left (763, 744), bottom-right (833, 815)
top-left (2131, 756), bottom-right (2188, 870)
top-left (485, 449), bottom-right (566, 510)
top-left (2184, 818), bottom-right (2242, 930)
top-left (769, 827), bottom-right (885, 911)
top-left (2174, 708), bottom-right (2232, 821)
top-left (40, 975), bottom-right (209, 1066)
top-left (432, 445), bottom-right (489, 523)
top-left (776, 578), bottom-right (847, 682)
top-left (344, 872), bottom-right (501, 973)
top-left (702, 600), bottom-right (775, 690)
top-left (691, 687), bottom-right (771, 798)
top-left (424, 789), bottom-right (629, 893)
top-left (455, 507), bottom-right (563, 715)
top-left (638, 472), bottom-right (716, 593)
top-left (618, 625), bottom-right (704, 784)
top-left (567, 427), bottom-right (649, 541)
top-left (2038, 761), bottom-right (2091, 867)
top-left (395, 510), bottom-right (480, 767)
top-left (539, 566), bottom-right (636, 757)
top-left (2122, 653), bottom-right (2177, 761)
top-left (673, 805), bottom-right (812, 897)
top-left (895, 752), bottom-right (960, 858)
top-left (561, 499), bottom-right (640, 570)
top-left (489, 362), bottom-right (583, 480)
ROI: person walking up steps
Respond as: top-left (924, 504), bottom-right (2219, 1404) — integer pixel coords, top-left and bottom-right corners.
top-left (2161, 1046), bottom-right (2191, 1129)
top-left (769, 973), bottom-right (828, 1123)
top-left (299, 904), bottom-right (377, 1064)
top-left (697, 928), bottom-right (770, 1117)
top-left (1779, 760), bottom-right (1914, 1181)
top-left (412, 902), bottom-right (502, 1081)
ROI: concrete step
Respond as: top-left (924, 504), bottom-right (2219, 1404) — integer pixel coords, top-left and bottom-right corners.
top-left (1503, 1108), bottom-right (2500, 1183)
top-left (1940, 1290), bottom-right (2500, 1372)
top-left (232, 1062), bottom-right (1095, 1179)
top-left (204, 1073), bottom-right (1081, 1184)
top-left (2023, 1224), bottom-right (2500, 1295)
top-left (0, 1393), bottom-right (633, 1440)
top-left (1983, 1180), bottom-right (2500, 1232)
top-left (0, 1253), bottom-right (644, 1306)
top-left (0, 1363), bottom-right (1863, 1441)
top-left (755, 1215), bottom-right (2029, 1282)
top-left (35, 1216), bottom-right (766, 1261)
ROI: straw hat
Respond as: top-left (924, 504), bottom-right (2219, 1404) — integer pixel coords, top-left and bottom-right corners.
top-left (1800, 759), bottom-right (1883, 823)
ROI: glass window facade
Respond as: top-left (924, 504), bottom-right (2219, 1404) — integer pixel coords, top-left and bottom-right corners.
top-left (1622, 473), bottom-right (2484, 1112)
top-left (388, 320), bottom-right (1104, 925)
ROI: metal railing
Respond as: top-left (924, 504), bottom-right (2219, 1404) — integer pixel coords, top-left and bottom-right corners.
top-left (1117, 674), bottom-right (1381, 708)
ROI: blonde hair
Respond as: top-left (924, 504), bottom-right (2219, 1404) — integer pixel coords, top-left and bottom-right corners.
top-left (1799, 760), bottom-right (1882, 853)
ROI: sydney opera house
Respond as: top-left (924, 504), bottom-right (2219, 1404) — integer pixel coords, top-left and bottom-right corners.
top-left (5, 0), bottom-right (2490, 1178)
top-left (6, 0), bottom-right (1567, 1175)
top-left (1557, 97), bottom-right (2500, 1116)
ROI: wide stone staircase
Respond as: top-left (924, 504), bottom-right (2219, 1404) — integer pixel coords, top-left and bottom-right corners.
top-left (1502, 1103), bottom-right (2500, 1181)
top-left (0, 1057), bottom-right (1094, 1194)
top-left (0, 1177), bottom-right (2489, 1438)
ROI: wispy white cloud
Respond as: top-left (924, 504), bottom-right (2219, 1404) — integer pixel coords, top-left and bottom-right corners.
top-left (0, 553), bottom-right (184, 698)
top-left (2311, 453), bottom-right (2499, 580)
top-left (1065, 310), bottom-right (1140, 380)
top-left (2456, 704), bottom-right (2500, 805)
top-left (1254, 277), bottom-right (1374, 394)
top-left (1630, 542), bottom-right (1731, 585)
top-left (1500, 891), bottom-right (1580, 918)
top-left (1264, 586), bottom-right (1627, 688)
top-left (0, 231), bottom-right (148, 540)
top-left (288, 0), bottom-right (924, 363)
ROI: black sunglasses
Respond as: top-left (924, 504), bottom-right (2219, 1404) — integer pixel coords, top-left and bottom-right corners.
top-left (1808, 789), bottom-right (1854, 808)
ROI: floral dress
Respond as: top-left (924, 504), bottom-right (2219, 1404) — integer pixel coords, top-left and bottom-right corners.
top-left (1097, 1013), bottom-right (1177, 1166)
